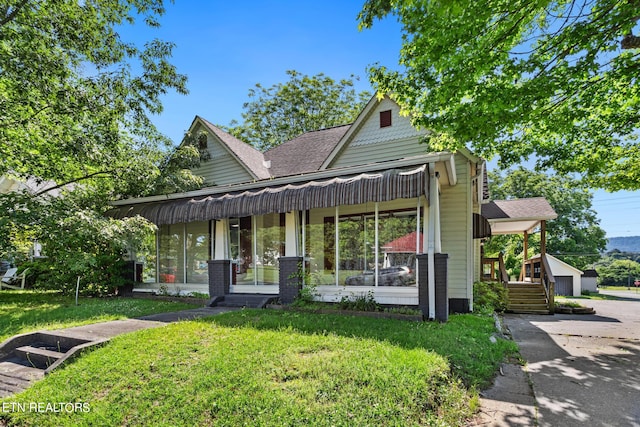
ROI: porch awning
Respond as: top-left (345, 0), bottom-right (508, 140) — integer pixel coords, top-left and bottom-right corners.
top-left (473, 213), bottom-right (492, 239)
top-left (107, 166), bottom-right (428, 225)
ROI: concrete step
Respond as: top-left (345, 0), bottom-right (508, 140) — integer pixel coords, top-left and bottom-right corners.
top-left (0, 361), bottom-right (44, 397)
top-left (15, 345), bottom-right (65, 369)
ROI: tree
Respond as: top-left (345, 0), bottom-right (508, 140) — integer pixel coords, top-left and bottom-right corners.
top-left (596, 258), bottom-right (640, 286)
top-left (359, 0), bottom-right (640, 191)
top-left (226, 70), bottom-right (372, 151)
top-left (0, 190), bottom-right (156, 295)
top-left (0, 0), bottom-right (198, 198)
top-left (485, 167), bottom-right (607, 271)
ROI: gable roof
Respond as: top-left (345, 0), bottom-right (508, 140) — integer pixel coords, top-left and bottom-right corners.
top-left (320, 95), bottom-right (429, 170)
top-left (264, 125), bottom-right (350, 177)
top-left (481, 197), bottom-right (557, 234)
top-left (196, 116), bottom-right (271, 180)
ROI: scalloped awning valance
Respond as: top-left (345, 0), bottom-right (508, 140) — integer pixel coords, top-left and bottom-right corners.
top-left (107, 166), bottom-right (429, 225)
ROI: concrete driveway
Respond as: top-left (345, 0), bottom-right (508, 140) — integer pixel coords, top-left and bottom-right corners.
top-left (504, 290), bottom-right (640, 427)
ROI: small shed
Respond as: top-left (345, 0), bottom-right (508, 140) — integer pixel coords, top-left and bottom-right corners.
top-left (581, 269), bottom-right (598, 293)
top-left (529, 254), bottom-right (583, 296)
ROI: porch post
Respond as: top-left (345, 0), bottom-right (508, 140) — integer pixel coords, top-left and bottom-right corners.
top-left (540, 220), bottom-right (546, 282)
top-left (208, 218), bottom-right (231, 299)
top-left (214, 218), bottom-right (229, 260)
top-left (520, 231), bottom-right (529, 281)
top-left (284, 211), bottom-right (299, 257)
top-left (280, 211), bottom-right (302, 304)
top-left (426, 163), bottom-right (438, 319)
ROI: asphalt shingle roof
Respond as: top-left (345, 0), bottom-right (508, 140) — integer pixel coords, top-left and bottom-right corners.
top-left (264, 125), bottom-right (350, 177)
top-left (197, 117), bottom-right (271, 180)
top-left (481, 197), bottom-right (557, 220)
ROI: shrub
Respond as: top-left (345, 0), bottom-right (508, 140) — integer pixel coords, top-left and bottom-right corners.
top-left (473, 281), bottom-right (508, 314)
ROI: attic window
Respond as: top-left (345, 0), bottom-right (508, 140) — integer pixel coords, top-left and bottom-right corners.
top-left (380, 110), bottom-right (392, 128)
top-left (197, 133), bottom-right (208, 149)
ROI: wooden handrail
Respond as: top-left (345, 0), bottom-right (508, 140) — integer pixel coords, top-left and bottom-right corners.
top-left (498, 252), bottom-right (508, 286)
top-left (540, 254), bottom-right (555, 314)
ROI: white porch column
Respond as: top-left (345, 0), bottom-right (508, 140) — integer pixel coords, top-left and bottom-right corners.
top-left (427, 163), bottom-right (441, 319)
top-left (284, 211), bottom-right (300, 257)
top-left (214, 218), bottom-right (229, 260)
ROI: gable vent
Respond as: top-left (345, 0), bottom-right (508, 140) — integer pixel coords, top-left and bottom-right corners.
top-left (380, 110), bottom-right (392, 128)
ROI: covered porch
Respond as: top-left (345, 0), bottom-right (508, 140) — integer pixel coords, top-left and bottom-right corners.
top-left (109, 155), bottom-right (458, 320)
top-left (480, 198), bottom-right (558, 314)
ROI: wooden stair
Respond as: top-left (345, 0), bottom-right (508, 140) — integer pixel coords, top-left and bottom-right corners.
top-left (507, 283), bottom-right (551, 314)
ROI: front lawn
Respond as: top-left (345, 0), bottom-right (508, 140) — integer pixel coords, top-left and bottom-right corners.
top-left (0, 290), bottom-right (196, 342)
top-left (1, 310), bottom-right (517, 426)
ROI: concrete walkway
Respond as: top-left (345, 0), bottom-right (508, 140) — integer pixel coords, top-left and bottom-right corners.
top-left (476, 293), bottom-right (640, 426)
top-left (0, 307), bottom-right (237, 397)
top-left (51, 306), bottom-right (239, 342)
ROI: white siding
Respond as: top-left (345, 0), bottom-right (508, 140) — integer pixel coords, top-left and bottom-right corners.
top-left (439, 153), bottom-right (473, 300)
top-left (189, 124), bottom-right (254, 186)
top-left (329, 98), bottom-right (428, 169)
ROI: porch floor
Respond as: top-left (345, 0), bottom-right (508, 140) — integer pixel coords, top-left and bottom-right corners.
top-left (133, 283), bottom-right (418, 305)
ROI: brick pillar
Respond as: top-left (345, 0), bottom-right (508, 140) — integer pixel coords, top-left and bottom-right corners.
top-left (417, 253), bottom-right (449, 322)
top-left (417, 254), bottom-right (430, 319)
top-left (279, 256), bottom-right (303, 304)
top-left (434, 253), bottom-right (449, 322)
top-left (208, 260), bottom-right (231, 297)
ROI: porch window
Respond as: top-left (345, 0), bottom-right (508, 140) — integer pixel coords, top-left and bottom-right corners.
top-left (308, 201), bottom-right (420, 287)
top-left (230, 215), bottom-right (284, 286)
top-left (230, 217), bottom-right (253, 285)
top-left (376, 211), bottom-right (418, 286)
top-left (158, 224), bottom-right (185, 283)
top-left (255, 213), bottom-right (284, 285)
top-left (186, 221), bottom-right (210, 284)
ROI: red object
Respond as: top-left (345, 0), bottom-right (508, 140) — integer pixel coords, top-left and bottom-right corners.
top-left (382, 231), bottom-right (424, 253)
top-left (160, 274), bottom-right (176, 283)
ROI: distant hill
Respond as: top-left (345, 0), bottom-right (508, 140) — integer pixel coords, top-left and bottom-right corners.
top-left (606, 236), bottom-right (640, 253)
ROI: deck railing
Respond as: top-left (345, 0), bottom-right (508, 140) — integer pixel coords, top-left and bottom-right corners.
top-left (481, 253), bottom-right (508, 285)
top-left (522, 254), bottom-right (555, 313)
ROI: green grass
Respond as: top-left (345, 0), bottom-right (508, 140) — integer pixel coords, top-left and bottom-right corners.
top-left (1, 310), bottom-right (517, 427)
top-left (0, 290), bottom-right (196, 342)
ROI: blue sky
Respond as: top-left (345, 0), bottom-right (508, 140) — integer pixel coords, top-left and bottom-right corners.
top-left (122, 1), bottom-right (639, 239)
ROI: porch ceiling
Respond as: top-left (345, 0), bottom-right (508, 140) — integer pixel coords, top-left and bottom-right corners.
top-left (489, 219), bottom-right (545, 235)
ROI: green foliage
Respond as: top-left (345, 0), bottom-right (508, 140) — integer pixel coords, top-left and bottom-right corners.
top-left (473, 281), bottom-right (508, 314)
top-left (595, 258), bottom-right (640, 286)
top-left (1, 311), bottom-right (519, 426)
top-left (0, 0), bottom-right (205, 199)
top-left (359, 0), bottom-right (640, 190)
top-left (605, 249), bottom-right (640, 263)
top-left (225, 70), bottom-right (372, 151)
top-left (338, 290), bottom-right (381, 312)
top-left (485, 168), bottom-right (607, 272)
top-left (0, 191), bottom-right (156, 296)
top-left (289, 263), bottom-right (319, 306)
